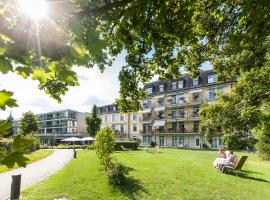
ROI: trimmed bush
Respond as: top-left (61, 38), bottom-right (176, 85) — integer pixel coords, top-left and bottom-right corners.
top-left (115, 141), bottom-right (138, 151)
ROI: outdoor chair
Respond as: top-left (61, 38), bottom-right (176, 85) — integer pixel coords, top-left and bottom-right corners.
top-left (223, 156), bottom-right (248, 176)
top-left (121, 145), bottom-right (132, 151)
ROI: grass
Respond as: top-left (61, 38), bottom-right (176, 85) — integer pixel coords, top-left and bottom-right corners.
top-left (0, 149), bottom-right (53, 173)
top-left (22, 149), bottom-right (270, 200)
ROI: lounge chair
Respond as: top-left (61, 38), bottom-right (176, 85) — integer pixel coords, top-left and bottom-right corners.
top-left (223, 156), bottom-right (248, 176)
top-left (121, 145), bottom-right (132, 151)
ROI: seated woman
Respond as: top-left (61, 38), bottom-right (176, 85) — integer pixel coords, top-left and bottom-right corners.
top-left (218, 151), bottom-right (237, 173)
top-left (213, 147), bottom-right (227, 168)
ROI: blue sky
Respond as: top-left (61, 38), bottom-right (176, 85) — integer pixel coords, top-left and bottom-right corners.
top-left (0, 53), bottom-right (211, 119)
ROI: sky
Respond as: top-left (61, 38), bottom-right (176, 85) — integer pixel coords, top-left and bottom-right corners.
top-left (0, 52), bottom-right (211, 120)
top-left (0, 53), bottom-right (126, 119)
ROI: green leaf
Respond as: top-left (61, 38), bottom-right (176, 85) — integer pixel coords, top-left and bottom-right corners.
top-left (0, 57), bottom-right (12, 74)
top-left (0, 46), bottom-right (6, 55)
top-left (16, 66), bottom-right (33, 79)
top-left (32, 68), bottom-right (48, 83)
top-left (0, 90), bottom-right (18, 110)
top-left (70, 42), bottom-right (85, 58)
top-left (1, 152), bottom-right (29, 168)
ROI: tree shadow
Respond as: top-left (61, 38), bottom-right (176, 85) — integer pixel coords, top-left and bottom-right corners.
top-left (228, 171), bottom-right (269, 183)
top-left (112, 175), bottom-right (149, 200)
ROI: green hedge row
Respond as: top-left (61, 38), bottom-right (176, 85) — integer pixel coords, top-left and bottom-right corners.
top-left (40, 145), bottom-right (93, 149)
top-left (114, 141), bottom-right (139, 151)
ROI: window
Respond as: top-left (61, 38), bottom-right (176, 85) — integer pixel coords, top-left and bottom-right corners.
top-left (218, 86), bottom-right (224, 94)
top-left (120, 125), bottom-right (125, 133)
top-left (211, 137), bottom-right (218, 149)
top-left (146, 87), bottom-right (152, 94)
top-left (208, 74), bottom-right (217, 83)
top-left (120, 115), bottom-right (125, 121)
top-left (172, 110), bottom-right (177, 118)
top-left (143, 99), bottom-right (152, 108)
top-left (172, 136), bottom-right (178, 147)
top-left (148, 136), bottom-right (152, 144)
top-left (171, 95), bottom-right (177, 104)
top-left (143, 136), bottom-right (147, 144)
top-left (178, 80), bottom-right (184, 88)
top-left (208, 88), bottom-right (216, 100)
top-left (132, 113), bottom-right (137, 121)
top-left (172, 82), bottom-right (177, 90)
top-left (105, 115), bottom-right (108, 122)
top-left (133, 124), bottom-right (137, 132)
top-left (72, 121), bottom-right (75, 126)
top-left (159, 136), bottom-right (165, 147)
top-left (112, 106), bottom-right (116, 112)
top-left (193, 78), bottom-right (199, 86)
top-left (112, 114), bottom-right (117, 121)
top-left (159, 84), bottom-right (164, 92)
top-left (179, 137), bottom-right (185, 145)
top-left (111, 124), bottom-right (115, 130)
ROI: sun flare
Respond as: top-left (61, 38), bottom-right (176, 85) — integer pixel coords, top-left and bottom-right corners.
top-left (19, 0), bottom-right (48, 20)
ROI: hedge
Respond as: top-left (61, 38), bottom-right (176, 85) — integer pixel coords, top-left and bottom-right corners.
top-left (114, 141), bottom-right (139, 151)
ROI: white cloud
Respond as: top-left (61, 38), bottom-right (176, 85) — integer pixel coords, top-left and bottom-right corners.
top-left (0, 53), bottom-right (126, 119)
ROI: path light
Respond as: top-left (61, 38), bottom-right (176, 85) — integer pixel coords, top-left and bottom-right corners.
top-left (19, 0), bottom-right (48, 21)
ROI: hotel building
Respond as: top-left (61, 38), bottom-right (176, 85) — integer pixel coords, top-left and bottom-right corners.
top-left (36, 109), bottom-right (89, 145)
top-left (99, 70), bottom-right (234, 149)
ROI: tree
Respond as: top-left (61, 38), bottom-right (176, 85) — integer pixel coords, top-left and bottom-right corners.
top-left (199, 66), bottom-right (270, 154)
top-left (19, 111), bottom-right (39, 135)
top-left (1, 0), bottom-right (270, 164)
top-left (85, 105), bottom-right (101, 137)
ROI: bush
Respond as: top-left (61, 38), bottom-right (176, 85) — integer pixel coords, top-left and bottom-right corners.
top-left (255, 124), bottom-right (270, 160)
top-left (115, 141), bottom-right (138, 151)
top-left (107, 159), bottom-right (131, 185)
top-left (202, 143), bottom-right (210, 149)
top-left (150, 141), bottom-right (156, 148)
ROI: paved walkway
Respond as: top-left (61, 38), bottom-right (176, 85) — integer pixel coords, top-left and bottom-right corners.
top-left (0, 149), bottom-right (73, 200)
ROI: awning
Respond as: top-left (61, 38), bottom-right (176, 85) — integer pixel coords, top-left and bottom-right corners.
top-left (154, 94), bottom-right (165, 99)
top-left (154, 120), bottom-right (166, 127)
top-left (154, 106), bottom-right (165, 111)
top-left (189, 89), bottom-right (202, 94)
top-left (139, 108), bottom-right (152, 113)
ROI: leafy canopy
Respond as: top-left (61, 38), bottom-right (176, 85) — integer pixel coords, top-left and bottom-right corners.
top-left (19, 111), bottom-right (40, 135)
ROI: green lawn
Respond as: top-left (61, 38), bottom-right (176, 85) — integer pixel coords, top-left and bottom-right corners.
top-left (0, 150), bottom-right (53, 173)
top-left (22, 149), bottom-right (270, 200)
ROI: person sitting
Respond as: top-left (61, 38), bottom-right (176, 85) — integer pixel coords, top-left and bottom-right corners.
top-left (218, 151), bottom-right (237, 173)
top-left (213, 147), bottom-right (227, 168)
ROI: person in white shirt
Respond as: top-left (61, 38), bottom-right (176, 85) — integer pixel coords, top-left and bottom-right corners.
top-left (218, 151), bottom-right (237, 173)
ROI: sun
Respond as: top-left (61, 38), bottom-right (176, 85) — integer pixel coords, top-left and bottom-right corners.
top-left (19, 0), bottom-right (48, 21)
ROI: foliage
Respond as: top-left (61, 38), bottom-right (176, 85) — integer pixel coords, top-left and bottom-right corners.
top-left (85, 105), bottom-right (101, 137)
top-left (106, 159), bottom-right (131, 185)
top-left (150, 141), bottom-right (157, 148)
top-left (199, 66), bottom-right (270, 154)
top-left (19, 111), bottom-right (40, 135)
top-left (95, 126), bottom-right (130, 185)
top-left (115, 141), bottom-right (138, 151)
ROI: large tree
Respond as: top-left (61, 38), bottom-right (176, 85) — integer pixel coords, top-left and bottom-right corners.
top-left (19, 111), bottom-right (40, 135)
top-left (1, 0), bottom-right (270, 165)
top-left (85, 105), bottom-right (101, 137)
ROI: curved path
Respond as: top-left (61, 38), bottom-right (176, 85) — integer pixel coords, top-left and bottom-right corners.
top-left (0, 149), bottom-right (73, 200)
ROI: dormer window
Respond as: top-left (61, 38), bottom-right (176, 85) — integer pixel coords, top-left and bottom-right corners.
top-left (208, 74), bottom-right (217, 83)
top-left (159, 84), bottom-right (164, 92)
top-left (146, 87), bottom-right (152, 94)
top-left (178, 80), bottom-right (184, 88)
top-left (192, 78), bottom-right (199, 86)
top-left (172, 82), bottom-right (177, 90)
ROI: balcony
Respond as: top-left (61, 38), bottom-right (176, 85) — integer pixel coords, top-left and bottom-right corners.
top-left (139, 116), bottom-right (153, 123)
top-left (166, 113), bottom-right (187, 121)
top-left (155, 115), bottom-right (165, 120)
top-left (142, 103), bottom-right (151, 109)
top-left (188, 112), bottom-right (199, 120)
top-left (165, 99), bottom-right (187, 107)
top-left (140, 130), bottom-right (154, 135)
top-left (154, 128), bottom-right (199, 134)
top-left (188, 97), bottom-right (203, 105)
top-left (114, 130), bottom-right (127, 135)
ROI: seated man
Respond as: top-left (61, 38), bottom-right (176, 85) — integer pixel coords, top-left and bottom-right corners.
top-left (218, 151), bottom-right (237, 173)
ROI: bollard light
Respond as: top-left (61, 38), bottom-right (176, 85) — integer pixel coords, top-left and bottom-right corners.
top-left (10, 174), bottom-right (21, 200)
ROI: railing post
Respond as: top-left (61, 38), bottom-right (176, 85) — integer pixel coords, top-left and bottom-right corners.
top-left (10, 174), bottom-right (21, 200)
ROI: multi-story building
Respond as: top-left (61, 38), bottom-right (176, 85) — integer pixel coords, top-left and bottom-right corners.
top-left (140, 70), bottom-right (233, 149)
top-left (98, 104), bottom-right (139, 141)
top-left (36, 109), bottom-right (90, 145)
top-left (99, 70), bottom-right (233, 149)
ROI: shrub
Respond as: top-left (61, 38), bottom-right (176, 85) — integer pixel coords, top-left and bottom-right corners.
top-left (115, 141), bottom-right (138, 151)
top-left (150, 141), bottom-right (157, 148)
top-left (202, 143), bottom-right (209, 149)
top-left (255, 124), bottom-right (270, 160)
top-left (107, 159), bottom-right (130, 185)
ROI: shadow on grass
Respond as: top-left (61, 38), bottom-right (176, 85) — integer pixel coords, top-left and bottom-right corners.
top-left (112, 176), bottom-right (149, 200)
top-left (228, 171), bottom-right (269, 183)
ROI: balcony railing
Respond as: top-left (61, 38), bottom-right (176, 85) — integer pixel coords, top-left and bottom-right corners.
top-left (114, 130), bottom-right (127, 135)
top-left (140, 130), bottom-right (154, 134)
top-left (166, 113), bottom-right (186, 120)
top-left (189, 112), bottom-right (199, 119)
top-left (155, 115), bottom-right (165, 120)
top-left (139, 116), bottom-right (153, 122)
top-left (153, 128), bottom-right (199, 134)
